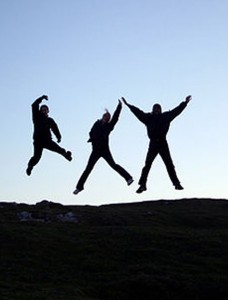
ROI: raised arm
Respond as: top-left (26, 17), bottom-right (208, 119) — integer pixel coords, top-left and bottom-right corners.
top-left (109, 100), bottom-right (122, 131)
top-left (32, 95), bottom-right (48, 108)
top-left (31, 95), bottom-right (48, 121)
top-left (169, 95), bottom-right (192, 121)
top-left (121, 97), bottom-right (148, 124)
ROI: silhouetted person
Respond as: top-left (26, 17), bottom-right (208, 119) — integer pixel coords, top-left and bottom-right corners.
top-left (122, 95), bottom-right (192, 193)
top-left (26, 95), bottom-right (72, 176)
top-left (73, 100), bottom-right (133, 195)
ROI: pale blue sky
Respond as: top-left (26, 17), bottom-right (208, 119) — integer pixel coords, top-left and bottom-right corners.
top-left (0, 0), bottom-right (227, 205)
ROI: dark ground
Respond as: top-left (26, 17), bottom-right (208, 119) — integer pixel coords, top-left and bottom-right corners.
top-left (1, 198), bottom-right (228, 300)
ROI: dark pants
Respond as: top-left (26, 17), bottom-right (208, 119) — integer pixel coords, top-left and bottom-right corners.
top-left (138, 139), bottom-right (180, 187)
top-left (28, 140), bottom-right (67, 168)
top-left (76, 146), bottom-right (132, 190)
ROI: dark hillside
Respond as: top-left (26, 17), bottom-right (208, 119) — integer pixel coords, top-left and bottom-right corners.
top-left (1, 198), bottom-right (228, 300)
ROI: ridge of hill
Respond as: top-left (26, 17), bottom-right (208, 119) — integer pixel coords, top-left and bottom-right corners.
top-left (1, 198), bottom-right (228, 300)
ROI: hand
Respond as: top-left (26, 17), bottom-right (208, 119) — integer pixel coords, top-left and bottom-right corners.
top-left (57, 138), bottom-right (61, 143)
top-left (42, 95), bottom-right (48, 101)
top-left (121, 97), bottom-right (128, 105)
top-left (185, 95), bottom-right (192, 103)
top-left (36, 95), bottom-right (48, 102)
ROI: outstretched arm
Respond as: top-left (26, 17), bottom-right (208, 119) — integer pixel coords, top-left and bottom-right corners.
top-left (169, 95), bottom-right (192, 121)
top-left (121, 97), bottom-right (129, 106)
top-left (121, 97), bottom-right (148, 124)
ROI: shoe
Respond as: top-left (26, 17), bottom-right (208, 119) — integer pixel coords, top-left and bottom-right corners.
top-left (136, 185), bottom-right (147, 194)
top-left (127, 178), bottom-right (134, 186)
top-left (65, 151), bottom-right (72, 161)
top-left (26, 166), bottom-right (33, 176)
top-left (175, 183), bottom-right (184, 190)
top-left (73, 188), bottom-right (83, 195)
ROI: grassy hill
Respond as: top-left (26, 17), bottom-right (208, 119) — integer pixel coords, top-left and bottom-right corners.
top-left (1, 198), bottom-right (228, 300)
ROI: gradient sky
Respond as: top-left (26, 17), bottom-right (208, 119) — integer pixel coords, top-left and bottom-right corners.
top-left (1, 0), bottom-right (227, 205)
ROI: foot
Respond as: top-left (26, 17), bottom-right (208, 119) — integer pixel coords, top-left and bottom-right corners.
top-left (26, 166), bottom-right (33, 176)
top-left (73, 188), bottom-right (83, 195)
top-left (136, 185), bottom-right (147, 194)
top-left (175, 183), bottom-right (184, 190)
top-left (65, 151), bottom-right (72, 161)
top-left (127, 178), bottom-right (134, 186)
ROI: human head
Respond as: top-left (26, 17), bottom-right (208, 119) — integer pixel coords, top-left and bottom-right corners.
top-left (152, 103), bottom-right (162, 115)
top-left (40, 104), bottom-right (49, 116)
top-left (102, 109), bottom-right (111, 123)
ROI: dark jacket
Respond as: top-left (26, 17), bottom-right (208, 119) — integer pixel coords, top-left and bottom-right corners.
top-left (88, 102), bottom-right (121, 148)
top-left (128, 102), bottom-right (187, 141)
top-left (32, 98), bottom-right (61, 142)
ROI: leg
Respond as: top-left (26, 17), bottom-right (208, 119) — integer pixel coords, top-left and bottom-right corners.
top-left (138, 142), bottom-right (159, 188)
top-left (159, 141), bottom-right (183, 189)
top-left (102, 148), bottom-right (133, 183)
top-left (26, 142), bottom-right (43, 175)
top-left (44, 140), bottom-right (72, 161)
top-left (76, 150), bottom-right (100, 191)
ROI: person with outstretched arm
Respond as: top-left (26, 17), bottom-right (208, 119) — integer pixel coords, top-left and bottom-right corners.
top-left (73, 100), bottom-right (133, 195)
top-left (122, 95), bottom-right (192, 193)
top-left (26, 95), bottom-right (72, 176)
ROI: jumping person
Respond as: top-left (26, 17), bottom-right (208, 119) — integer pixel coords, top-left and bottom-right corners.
top-left (73, 100), bottom-right (133, 195)
top-left (122, 95), bottom-right (192, 193)
top-left (26, 95), bottom-right (72, 176)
